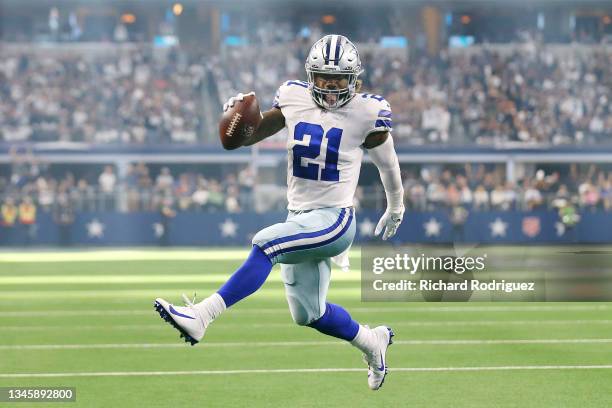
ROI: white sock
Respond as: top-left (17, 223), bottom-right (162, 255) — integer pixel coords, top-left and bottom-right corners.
top-left (350, 325), bottom-right (376, 354)
top-left (194, 293), bottom-right (226, 324)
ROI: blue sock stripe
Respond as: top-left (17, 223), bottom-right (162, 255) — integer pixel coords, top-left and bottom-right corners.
top-left (260, 208), bottom-right (347, 251)
top-left (267, 209), bottom-right (353, 260)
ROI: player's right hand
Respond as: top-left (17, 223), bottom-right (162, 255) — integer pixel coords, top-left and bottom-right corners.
top-left (223, 91), bottom-right (255, 112)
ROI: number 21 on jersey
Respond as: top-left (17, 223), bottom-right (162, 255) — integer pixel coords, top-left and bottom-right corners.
top-left (292, 121), bottom-right (342, 182)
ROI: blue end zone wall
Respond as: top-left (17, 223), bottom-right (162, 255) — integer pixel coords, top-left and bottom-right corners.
top-left (0, 210), bottom-right (610, 246)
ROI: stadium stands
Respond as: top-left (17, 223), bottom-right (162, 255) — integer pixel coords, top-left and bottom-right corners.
top-left (2, 43), bottom-right (610, 146)
top-left (2, 149), bottom-right (610, 215)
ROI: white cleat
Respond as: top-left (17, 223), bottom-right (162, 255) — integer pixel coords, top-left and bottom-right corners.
top-left (363, 326), bottom-right (394, 390)
top-left (153, 295), bottom-right (209, 345)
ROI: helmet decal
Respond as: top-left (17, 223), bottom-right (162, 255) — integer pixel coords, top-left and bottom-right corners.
top-left (323, 35), bottom-right (343, 66)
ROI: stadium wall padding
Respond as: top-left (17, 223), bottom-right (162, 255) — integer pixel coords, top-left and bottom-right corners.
top-left (1, 210), bottom-right (611, 246)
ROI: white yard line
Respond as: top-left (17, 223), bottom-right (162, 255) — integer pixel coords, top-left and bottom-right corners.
top-left (3, 319), bottom-right (612, 331)
top-left (0, 310), bottom-right (152, 317)
top-left (1, 304), bottom-right (609, 317)
top-left (2, 338), bottom-right (612, 351)
top-left (2, 365), bottom-right (612, 378)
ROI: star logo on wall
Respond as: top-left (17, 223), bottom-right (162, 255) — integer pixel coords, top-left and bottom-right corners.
top-left (489, 218), bottom-right (508, 237)
top-left (423, 217), bottom-right (441, 237)
top-left (219, 219), bottom-right (238, 238)
top-left (86, 219), bottom-right (105, 238)
top-left (153, 223), bottom-right (164, 238)
top-left (359, 218), bottom-right (375, 237)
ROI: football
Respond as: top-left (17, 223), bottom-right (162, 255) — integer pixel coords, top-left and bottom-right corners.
top-left (219, 94), bottom-right (262, 150)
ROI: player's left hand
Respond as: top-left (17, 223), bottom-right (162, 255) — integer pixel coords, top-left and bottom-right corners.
top-left (375, 208), bottom-right (404, 240)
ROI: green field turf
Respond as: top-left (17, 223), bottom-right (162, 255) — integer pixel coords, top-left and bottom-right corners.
top-left (1, 248), bottom-right (611, 407)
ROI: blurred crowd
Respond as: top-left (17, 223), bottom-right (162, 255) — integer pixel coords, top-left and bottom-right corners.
top-left (2, 153), bottom-right (611, 222)
top-left (384, 48), bottom-right (611, 145)
top-left (401, 164), bottom-right (612, 212)
top-left (0, 49), bottom-right (204, 144)
top-left (1, 153), bottom-right (258, 218)
top-left (1, 42), bottom-right (610, 146)
top-left (215, 43), bottom-right (611, 145)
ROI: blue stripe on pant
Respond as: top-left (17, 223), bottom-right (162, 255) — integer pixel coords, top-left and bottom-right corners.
top-left (251, 207), bottom-right (356, 326)
top-left (260, 208), bottom-right (347, 252)
top-left (252, 207), bottom-right (355, 265)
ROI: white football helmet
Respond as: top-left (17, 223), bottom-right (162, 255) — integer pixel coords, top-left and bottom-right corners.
top-left (305, 34), bottom-right (364, 110)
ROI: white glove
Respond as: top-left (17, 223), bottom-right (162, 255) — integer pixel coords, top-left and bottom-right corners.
top-left (223, 91), bottom-right (255, 112)
top-left (375, 207), bottom-right (404, 240)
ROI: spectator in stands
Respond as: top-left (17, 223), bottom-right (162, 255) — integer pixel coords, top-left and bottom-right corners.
top-left (18, 196), bottom-right (37, 245)
top-left (473, 185), bottom-right (490, 210)
top-left (225, 185), bottom-right (241, 213)
top-left (421, 102), bottom-right (451, 143)
top-left (156, 167), bottom-right (174, 191)
top-left (457, 175), bottom-right (473, 207)
top-left (124, 164), bottom-right (141, 212)
top-left (446, 183), bottom-right (461, 207)
top-left (159, 197), bottom-right (176, 247)
top-left (601, 177), bottom-right (612, 211)
top-left (53, 194), bottom-right (75, 246)
top-left (36, 176), bottom-right (55, 211)
top-left (1, 197), bottom-right (18, 245)
top-left (407, 182), bottom-right (425, 211)
top-left (490, 182), bottom-right (515, 211)
top-left (503, 182), bottom-right (517, 210)
top-left (191, 177), bottom-right (210, 211)
top-left (579, 180), bottom-right (600, 211)
top-left (175, 173), bottom-right (195, 211)
top-left (72, 179), bottom-right (96, 211)
top-left (238, 166), bottom-right (256, 193)
top-left (554, 184), bottom-right (571, 203)
top-left (206, 181), bottom-right (225, 211)
top-left (523, 180), bottom-right (544, 210)
top-left (98, 165), bottom-right (117, 210)
top-left (426, 178), bottom-right (447, 209)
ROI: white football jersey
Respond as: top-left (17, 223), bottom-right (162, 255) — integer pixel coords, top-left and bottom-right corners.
top-left (273, 80), bottom-right (393, 211)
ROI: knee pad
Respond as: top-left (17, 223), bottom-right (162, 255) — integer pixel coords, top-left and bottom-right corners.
top-left (286, 294), bottom-right (321, 326)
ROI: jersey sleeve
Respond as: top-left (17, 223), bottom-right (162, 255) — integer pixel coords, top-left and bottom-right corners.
top-left (272, 86), bottom-right (283, 109)
top-left (272, 80), bottom-right (309, 109)
top-left (363, 95), bottom-right (393, 135)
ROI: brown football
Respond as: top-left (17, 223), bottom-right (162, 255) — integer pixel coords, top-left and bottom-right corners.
top-left (219, 94), bottom-right (262, 150)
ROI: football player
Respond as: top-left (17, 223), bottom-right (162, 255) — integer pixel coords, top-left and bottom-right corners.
top-left (154, 34), bottom-right (404, 390)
